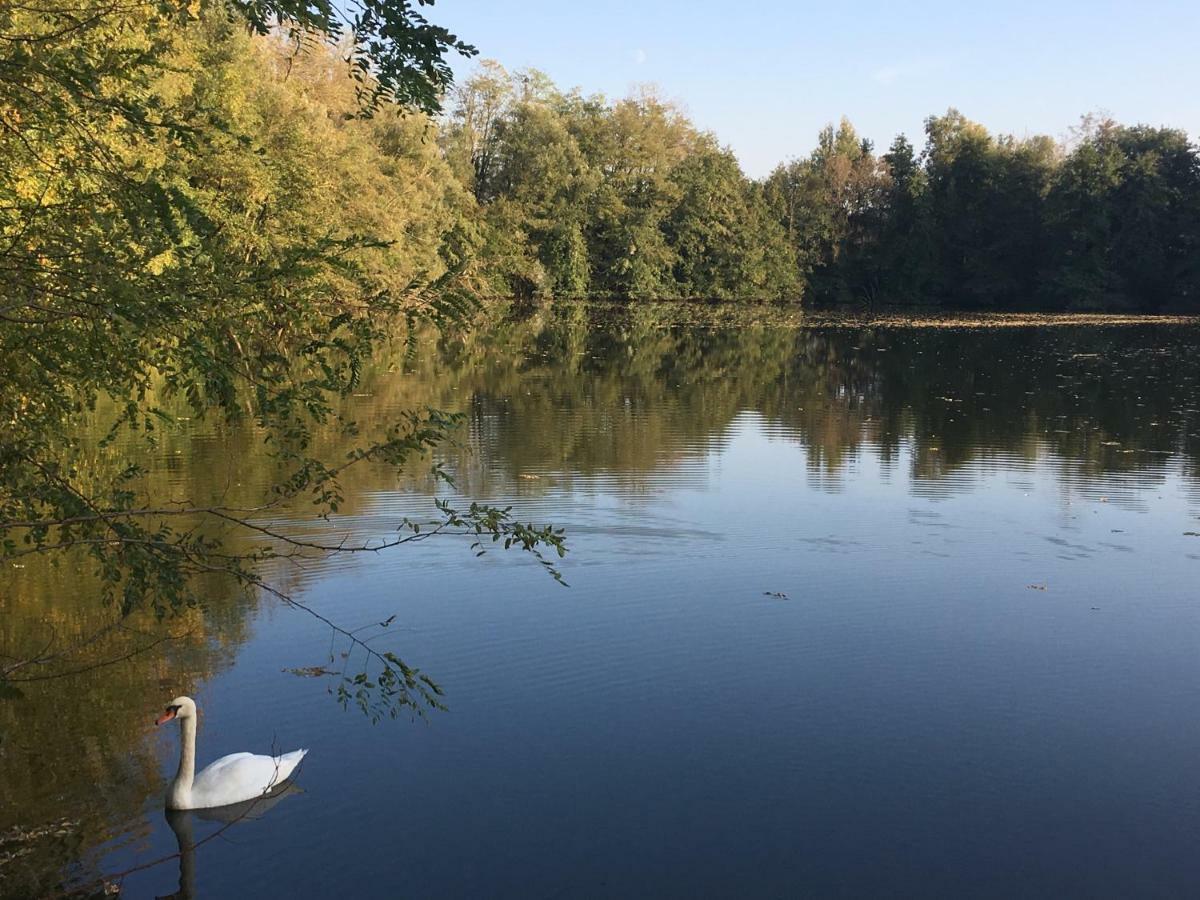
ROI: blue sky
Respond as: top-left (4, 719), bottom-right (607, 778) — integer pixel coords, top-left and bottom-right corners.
top-left (432, 0), bottom-right (1200, 177)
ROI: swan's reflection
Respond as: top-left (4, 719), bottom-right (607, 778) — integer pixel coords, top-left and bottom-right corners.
top-left (160, 782), bottom-right (302, 899)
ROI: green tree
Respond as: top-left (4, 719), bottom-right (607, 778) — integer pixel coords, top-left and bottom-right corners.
top-left (451, 70), bottom-right (802, 302)
top-left (665, 139), bottom-right (797, 299)
top-left (0, 3), bottom-right (565, 711)
top-left (764, 119), bottom-right (890, 305)
top-left (488, 98), bottom-right (597, 296)
top-left (921, 110), bottom-right (1058, 308)
top-left (1044, 119), bottom-right (1200, 310)
top-left (442, 60), bottom-right (516, 201)
top-left (874, 133), bottom-right (934, 303)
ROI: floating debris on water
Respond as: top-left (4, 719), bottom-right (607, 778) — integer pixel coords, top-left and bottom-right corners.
top-left (283, 666), bottom-right (335, 678)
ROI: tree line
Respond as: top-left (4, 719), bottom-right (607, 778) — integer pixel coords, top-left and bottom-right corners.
top-left (448, 65), bottom-right (1200, 311)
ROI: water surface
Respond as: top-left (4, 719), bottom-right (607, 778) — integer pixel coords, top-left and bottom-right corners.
top-left (4, 309), bottom-right (1200, 898)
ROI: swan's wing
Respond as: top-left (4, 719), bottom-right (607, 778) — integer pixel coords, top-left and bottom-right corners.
top-left (197, 751), bottom-right (257, 777)
top-left (191, 750), bottom-right (306, 809)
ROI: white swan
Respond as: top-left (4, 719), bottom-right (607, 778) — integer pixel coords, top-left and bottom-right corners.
top-left (155, 695), bottom-right (308, 810)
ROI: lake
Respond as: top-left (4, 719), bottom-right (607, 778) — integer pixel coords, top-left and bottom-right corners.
top-left (4, 306), bottom-right (1200, 898)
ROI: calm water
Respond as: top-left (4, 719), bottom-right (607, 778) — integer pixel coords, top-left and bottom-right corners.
top-left (5, 308), bottom-right (1200, 898)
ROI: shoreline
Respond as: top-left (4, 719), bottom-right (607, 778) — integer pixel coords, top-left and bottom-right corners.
top-left (478, 298), bottom-right (1200, 329)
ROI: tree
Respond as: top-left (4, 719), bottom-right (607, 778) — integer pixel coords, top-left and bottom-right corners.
top-left (487, 98), bottom-right (597, 296)
top-left (232, 0), bottom-right (477, 113)
top-left (0, 3), bottom-right (565, 713)
top-left (920, 110), bottom-right (1059, 308)
top-left (578, 93), bottom-right (691, 298)
top-left (450, 71), bottom-right (802, 301)
top-left (1044, 120), bottom-right (1200, 310)
top-left (874, 134), bottom-right (933, 303)
top-left (764, 119), bottom-right (890, 305)
top-left (665, 139), bottom-right (797, 299)
top-left (442, 60), bottom-right (516, 201)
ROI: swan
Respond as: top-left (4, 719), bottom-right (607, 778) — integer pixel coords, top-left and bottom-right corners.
top-left (155, 695), bottom-right (308, 810)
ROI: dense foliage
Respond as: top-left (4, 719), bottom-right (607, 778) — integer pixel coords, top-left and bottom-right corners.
top-left (0, 3), bottom-right (563, 709)
top-left (441, 64), bottom-right (799, 300)
top-left (763, 113), bottom-right (1200, 310)
top-left (2, 0), bottom-right (468, 597)
top-left (444, 65), bottom-right (1200, 310)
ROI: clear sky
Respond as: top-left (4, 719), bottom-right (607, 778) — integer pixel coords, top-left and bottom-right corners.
top-left (432, 0), bottom-right (1200, 177)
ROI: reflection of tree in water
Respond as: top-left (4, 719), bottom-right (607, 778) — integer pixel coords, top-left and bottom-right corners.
top-left (58, 309), bottom-right (1200, 511)
top-left (395, 306), bottom-right (1200, 503)
top-left (0, 562), bottom-right (253, 897)
top-left (4, 306), bottom-right (1198, 894)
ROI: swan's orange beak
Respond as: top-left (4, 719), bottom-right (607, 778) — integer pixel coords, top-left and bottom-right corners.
top-left (155, 708), bottom-right (177, 726)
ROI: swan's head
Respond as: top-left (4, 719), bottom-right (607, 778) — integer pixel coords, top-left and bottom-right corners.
top-left (155, 695), bottom-right (197, 726)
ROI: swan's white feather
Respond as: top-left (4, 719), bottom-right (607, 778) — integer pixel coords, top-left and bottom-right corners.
top-left (189, 748), bottom-right (307, 809)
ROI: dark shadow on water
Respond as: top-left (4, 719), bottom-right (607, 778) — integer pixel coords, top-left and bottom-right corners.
top-left (158, 782), bottom-right (302, 900)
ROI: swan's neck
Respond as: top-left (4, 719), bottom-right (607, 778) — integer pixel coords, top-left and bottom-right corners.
top-left (167, 716), bottom-right (196, 809)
